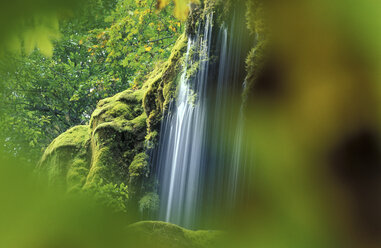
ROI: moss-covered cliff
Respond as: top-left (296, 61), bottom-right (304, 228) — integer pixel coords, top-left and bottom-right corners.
top-left (38, 33), bottom-right (188, 213)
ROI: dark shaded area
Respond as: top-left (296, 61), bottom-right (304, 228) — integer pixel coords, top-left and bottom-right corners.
top-left (252, 57), bottom-right (285, 98)
top-left (330, 129), bottom-right (381, 240)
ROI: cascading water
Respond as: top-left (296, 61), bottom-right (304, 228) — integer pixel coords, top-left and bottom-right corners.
top-left (204, 14), bottom-right (249, 213)
top-left (154, 8), bottom-right (251, 229)
top-left (156, 14), bottom-right (213, 228)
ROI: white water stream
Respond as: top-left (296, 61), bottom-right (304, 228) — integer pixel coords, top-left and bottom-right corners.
top-left (154, 11), bottom-right (249, 229)
top-left (156, 14), bottom-right (213, 228)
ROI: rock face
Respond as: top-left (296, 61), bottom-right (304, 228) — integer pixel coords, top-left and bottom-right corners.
top-left (39, 125), bottom-right (91, 192)
top-left (38, 34), bottom-right (188, 210)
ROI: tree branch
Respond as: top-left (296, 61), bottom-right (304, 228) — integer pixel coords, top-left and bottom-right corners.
top-left (146, 35), bottom-right (174, 43)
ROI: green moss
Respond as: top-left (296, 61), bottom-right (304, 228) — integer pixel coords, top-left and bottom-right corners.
top-left (40, 125), bottom-right (90, 161)
top-left (143, 33), bottom-right (188, 145)
top-left (126, 221), bottom-right (221, 248)
top-left (39, 30), bottom-right (189, 213)
top-left (139, 192), bottom-right (159, 217)
top-left (40, 86), bottom-right (148, 194)
top-left (131, 113), bottom-right (147, 130)
top-left (108, 102), bottom-right (132, 118)
top-left (66, 159), bottom-right (89, 192)
top-left (243, 41), bottom-right (266, 100)
top-left (243, 1), bottom-right (267, 106)
top-left (90, 88), bottom-right (144, 131)
top-left (145, 130), bottom-right (159, 149)
top-left (186, 61), bottom-right (200, 80)
top-left (38, 125), bottom-right (91, 189)
top-left (129, 153), bottom-right (149, 184)
top-left (86, 181), bottom-right (129, 213)
top-left (85, 147), bottom-right (116, 186)
top-left (246, 0), bottom-right (265, 36)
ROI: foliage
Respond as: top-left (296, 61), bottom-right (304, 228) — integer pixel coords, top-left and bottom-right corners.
top-left (95, 0), bottom-right (183, 84)
top-left (159, 0), bottom-right (200, 20)
top-left (87, 181), bottom-right (129, 213)
top-left (0, 0), bottom-right (80, 58)
top-left (0, 0), bottom-right (182, 163)
top-left (139, 192), bottom-right (160, 216)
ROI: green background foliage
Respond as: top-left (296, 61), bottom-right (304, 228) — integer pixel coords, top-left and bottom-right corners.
top-left (0, 0), bottom-right (182, 163)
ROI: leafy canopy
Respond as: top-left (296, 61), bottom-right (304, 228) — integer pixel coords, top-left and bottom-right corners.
top-left (0, 0), bottom-right (183, 163)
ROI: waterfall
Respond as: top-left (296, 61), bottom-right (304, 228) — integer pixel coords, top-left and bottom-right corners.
top-left (156, 14), bottom-right (213, 228)
top-left (154, 9), bottom-right (250, 229)
top-left (201, 12), bottom-right (250, 222)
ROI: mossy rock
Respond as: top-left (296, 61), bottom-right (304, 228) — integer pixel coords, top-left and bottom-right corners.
top-left (84, 88), bottom-right (148, 189)
top-left (90, 89), bottom-right (145, 133)
top-left (129, 153), bottom-right (149, 185)
top-left (143, 33), bottom-right (188, 145)
top-left (126, 221), bottom-right (221, 248)
top-left (38, 125), bottom-right (91, 191)
top-left (39, 32), bottom-right (189, 208)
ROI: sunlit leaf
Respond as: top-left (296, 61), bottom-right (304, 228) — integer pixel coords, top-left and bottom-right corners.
top-left (157, 0), bottom-right (171, 9)
top-left (157, 0), bottom-right (200, 20)
top-left (20, 15), bottom-right (60, 57)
